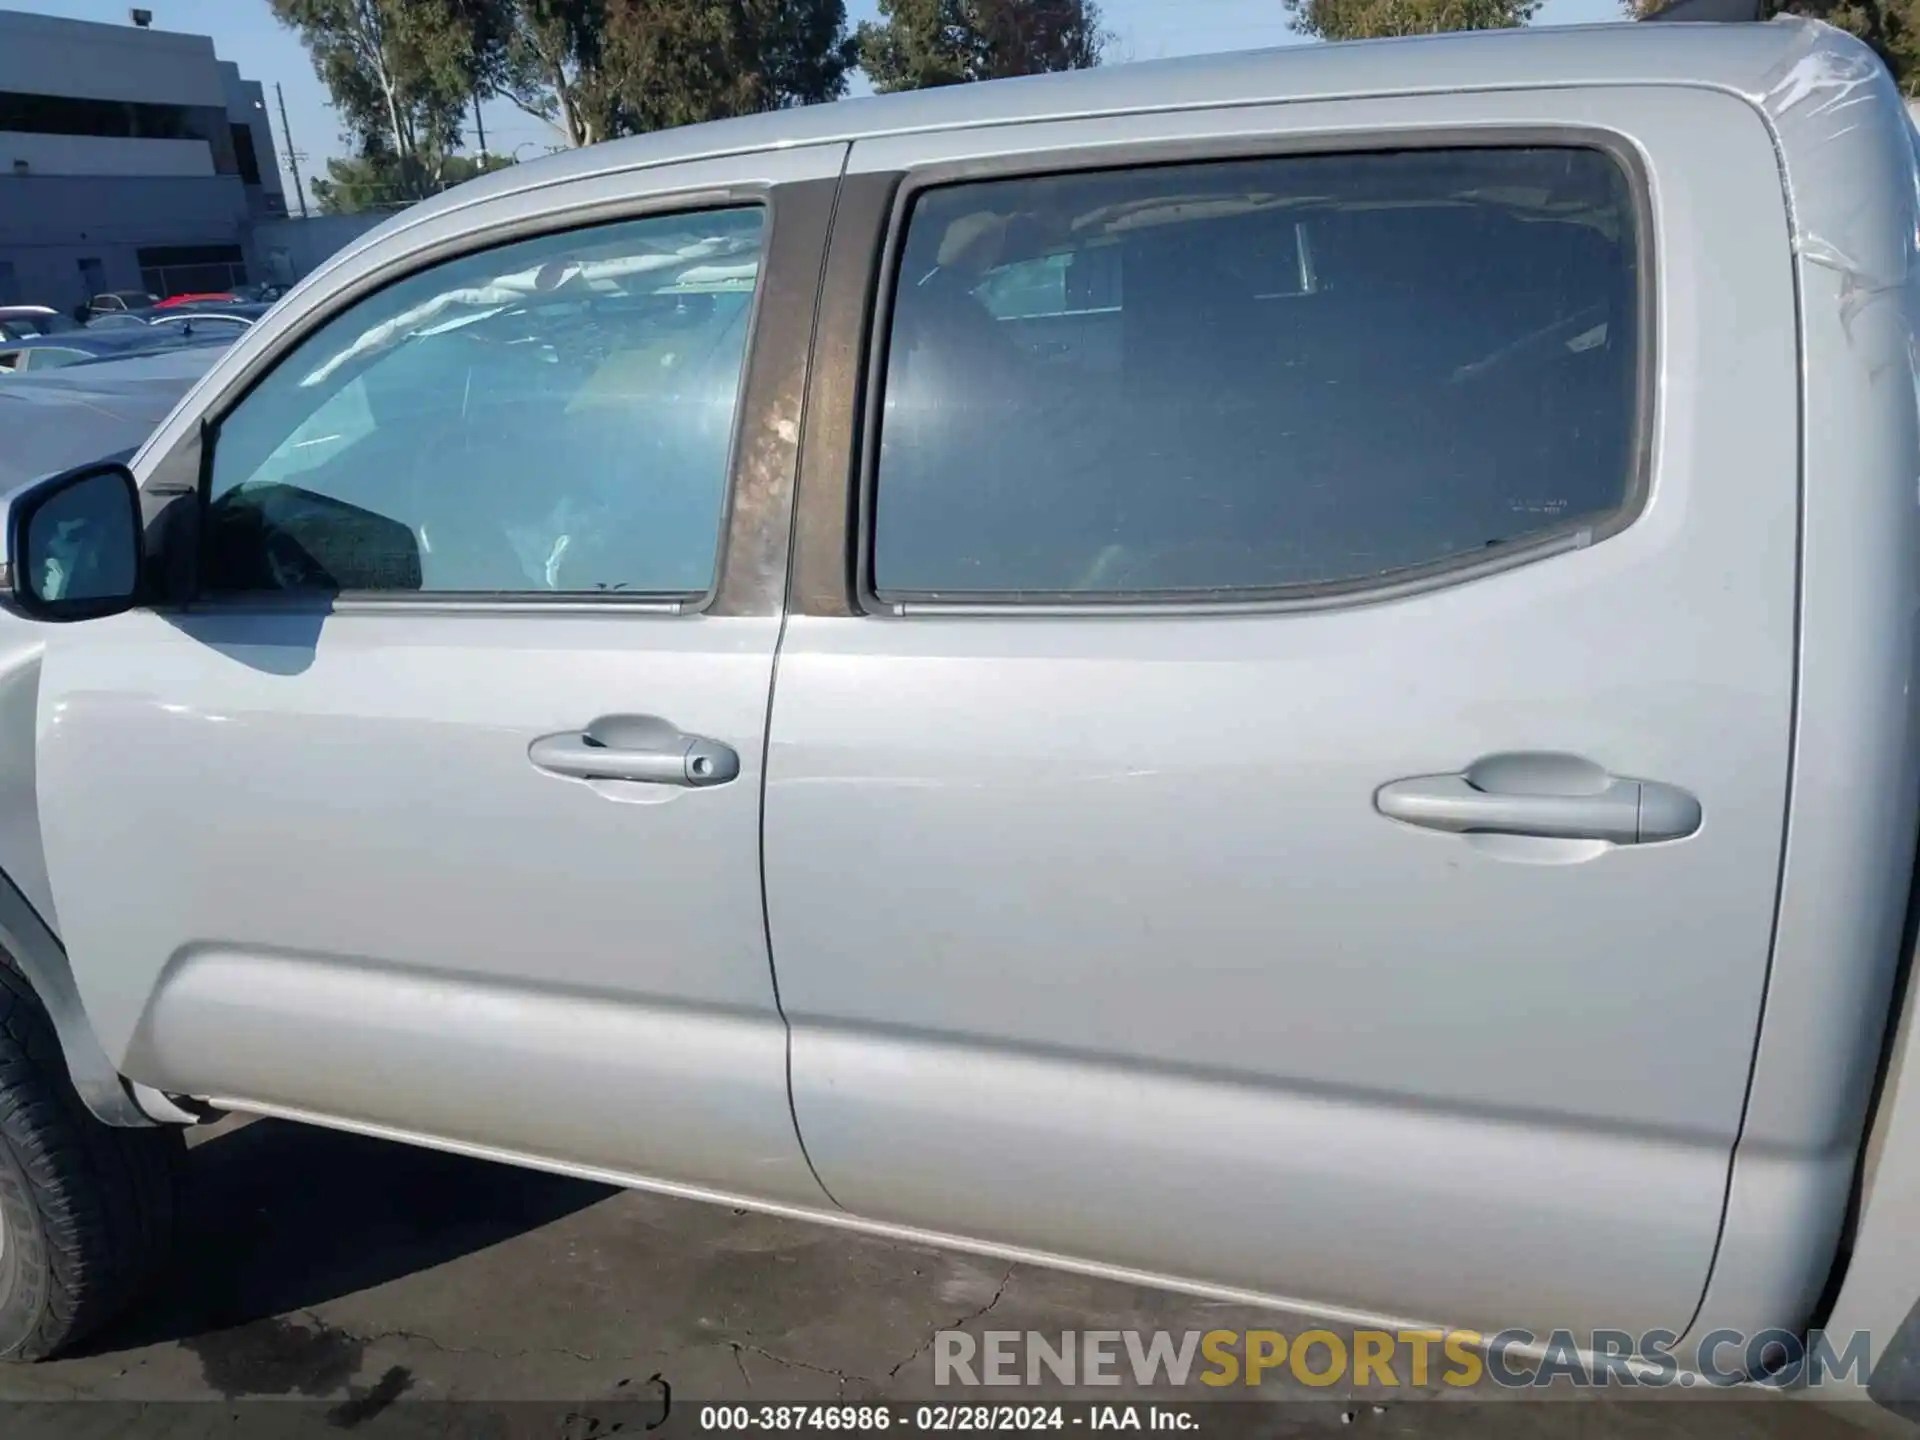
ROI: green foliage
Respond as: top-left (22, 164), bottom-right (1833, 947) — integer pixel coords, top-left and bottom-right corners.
top-left (1282, 0), bottom-right (1538, 40)
top-left (309, 154), bottom-right (389, 213)
top-left (481, 0), bottom-right (620, 147)
top-left (284, 0), bottom-right (857, 162)
top-left (601, 0), bottom-right (858, 133)
top-left (856, 0), bottom-right (1106, 92)
top-left (270, 0), bottom-right (491, 197)
top-left (458, 0), bottom-right (856, 146)
top-left (311, 149), bottom-right (516, 213)
top-left (1291, 0), bottom-right (1917, 93)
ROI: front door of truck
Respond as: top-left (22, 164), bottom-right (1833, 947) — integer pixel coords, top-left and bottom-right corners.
top-left (34, 148), bottom-right (842, 1207)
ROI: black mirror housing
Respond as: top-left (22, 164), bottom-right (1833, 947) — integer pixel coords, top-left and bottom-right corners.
top-left (1, 461), bottom-right (144, 622)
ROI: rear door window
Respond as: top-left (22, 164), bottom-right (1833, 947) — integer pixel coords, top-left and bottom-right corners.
top-left (869, 148), bottom-right (1642, 600)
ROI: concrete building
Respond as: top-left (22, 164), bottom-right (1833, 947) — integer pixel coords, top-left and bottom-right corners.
top-left (0, 8), bottom-right (289, 311)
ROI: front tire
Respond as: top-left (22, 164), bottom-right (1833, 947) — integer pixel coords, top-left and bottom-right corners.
top-left (0, 957), bottom-right (182, 1360)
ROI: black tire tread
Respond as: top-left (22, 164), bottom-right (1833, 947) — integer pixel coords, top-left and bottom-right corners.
top-left (0, 952), bottom-right (181, 1360)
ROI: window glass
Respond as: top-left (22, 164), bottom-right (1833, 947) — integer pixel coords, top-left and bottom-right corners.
top-left (207, 207), bottom-right (765, 597)
top-left (871, 149), bottom-right (1640, 598)
top-left (975, 247), bottom-right (1125, 321)
top-left (25, 347), bottom-right (87, 370)
top-left (974, 253), bottom-right (1068, 320)
top-left (2, 312), bottom-right (79, 337)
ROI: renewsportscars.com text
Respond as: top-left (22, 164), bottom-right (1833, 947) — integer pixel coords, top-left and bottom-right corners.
top-left (933, 1328), bottom-right (1876, 1390)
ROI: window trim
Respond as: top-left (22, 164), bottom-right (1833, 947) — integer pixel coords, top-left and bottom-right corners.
top-left (182, 180), bottom-right (804, 618)
top-left (851, 127), bottom-right (1657, 616)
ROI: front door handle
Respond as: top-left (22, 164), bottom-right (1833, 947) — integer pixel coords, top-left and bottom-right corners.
top-left (1375, 753), bottom-right (1700, 844)
top-left (529, 714), bottom-right (740, 788)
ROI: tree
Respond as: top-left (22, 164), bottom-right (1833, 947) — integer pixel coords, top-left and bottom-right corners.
top-left (856, 0), bottom-right (1107, 92)
top-left (311, 149), bottom-right (516, 214)
top-left (1283, 0), bottom-right (1537, 40)
top-left (483, 0), bottom-right (620, 147)
top-left (270, 0), bottom-right (485, 197)
top-left (744, 0), bottom-right (861, 108)
top-left (1620, 0), bottom-right (1920, 94)
top-left (310, 153), bottom-right (402, 214)
top-left (284, 0), bottom-right (859, 201)
top-left (605, 0), bottom-right (857, 130)
top-left (482, 0), bottom-right (854, 146)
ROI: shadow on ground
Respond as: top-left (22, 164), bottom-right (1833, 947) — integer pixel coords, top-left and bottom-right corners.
top-left (76, 1117), bottom-right (615, 1360)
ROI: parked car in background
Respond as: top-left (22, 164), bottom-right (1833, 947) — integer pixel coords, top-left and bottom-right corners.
top-left (0, 306), bottom-right (81, 342)
top-left (143, 314), bottom-right (250, 341)
top-left (0, 324), bottom-right (237, 374)
top-left (152, 291), bottom-right (234, 310)
top-left (88, 301), bottom-right (276, 334)
top-left (0, 345), bottom-right (226, 492)
top-left (0, 339), bottom-right (112, 373)
top-left (81, 311), bottom-right (153, 330)
top-left (231, 281), bottom-right (289, 304)
top-left (155, 299), bottom-right (271, 321)
top-left (143, 305), bottom-right (270, 340)
top-left (2, 14), bottom-right (1920, 1423)
top-left (82, 290), bottom-right (158, 320)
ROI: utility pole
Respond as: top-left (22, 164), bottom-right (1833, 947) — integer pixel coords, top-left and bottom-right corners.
top-left (275, 82), bottom-right (308, 219)
top-left (472, 89), bottom-right (489, 167)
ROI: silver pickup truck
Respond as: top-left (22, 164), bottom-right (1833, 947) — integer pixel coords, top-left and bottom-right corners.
top-left (3, 9), bottom-right (1919, 1409)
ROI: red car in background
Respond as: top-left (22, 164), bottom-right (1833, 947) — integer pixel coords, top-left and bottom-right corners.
top-left (152, 291), bottom-right (234, 309)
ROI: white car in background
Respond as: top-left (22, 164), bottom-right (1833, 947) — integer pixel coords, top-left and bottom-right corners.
top-left (0, 307), bottom-right (80, 343)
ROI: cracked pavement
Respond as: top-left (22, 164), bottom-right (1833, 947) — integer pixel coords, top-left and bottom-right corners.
top-left (0, 1116), bottom-right (1894, 1438)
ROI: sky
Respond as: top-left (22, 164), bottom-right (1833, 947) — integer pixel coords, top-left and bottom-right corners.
top-left (5, 0), bottom-right (1629, 206)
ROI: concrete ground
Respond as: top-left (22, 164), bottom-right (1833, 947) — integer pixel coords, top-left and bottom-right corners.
top-left (0, 1115), bottom-right (1896, 1438)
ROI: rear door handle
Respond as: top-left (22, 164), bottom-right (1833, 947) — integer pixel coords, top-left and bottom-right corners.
top-left (529, 714), bottom-right (740, 788)
top-left (1375, 753), bottom-right (1700, 844)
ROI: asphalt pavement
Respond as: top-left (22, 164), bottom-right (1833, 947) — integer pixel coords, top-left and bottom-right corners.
top-left (0, 1115), bottom-right (1894, 1439)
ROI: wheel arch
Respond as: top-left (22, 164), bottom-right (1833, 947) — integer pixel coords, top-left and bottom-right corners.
top-left (0, 866), bottom-right (156, 1130)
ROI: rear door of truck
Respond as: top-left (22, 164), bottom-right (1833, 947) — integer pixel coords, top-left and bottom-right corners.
top-left (763, 84), bottom-right (1801, 1339)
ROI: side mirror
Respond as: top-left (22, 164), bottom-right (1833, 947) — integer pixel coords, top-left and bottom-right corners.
top-left (1, 462), bottom-right (143, 622)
